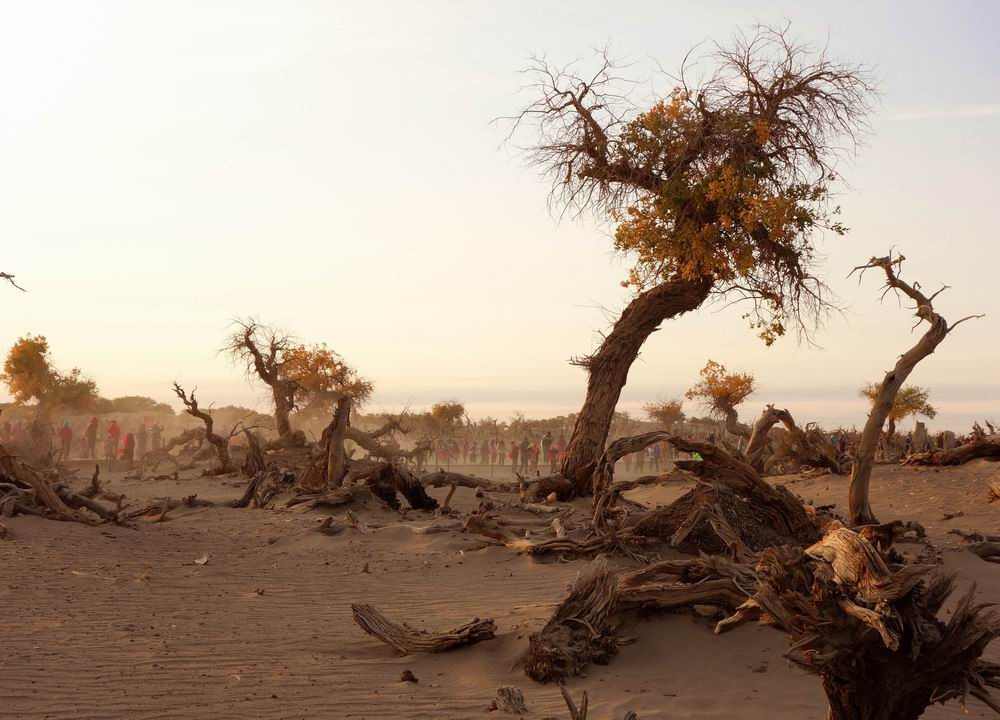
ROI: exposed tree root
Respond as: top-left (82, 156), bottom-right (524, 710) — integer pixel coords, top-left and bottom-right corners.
top-left (350, 603), bottom-right (496, 654)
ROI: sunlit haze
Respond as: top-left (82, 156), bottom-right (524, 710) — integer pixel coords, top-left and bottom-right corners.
top-left (2, 0), bottom-right (998, 431)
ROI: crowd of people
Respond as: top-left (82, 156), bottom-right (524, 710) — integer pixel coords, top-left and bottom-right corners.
top-left (1, 417), bottom-right (165, 468)
top-left (421, 429), bottom-right (690, 475)
top-left (423, 430), bottom-right (570, 475)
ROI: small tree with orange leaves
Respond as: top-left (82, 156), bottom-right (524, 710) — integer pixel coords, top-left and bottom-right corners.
top-left (686, 360), bottom-right (756, 441)
top-left (509, 24), bottom-right (876, 492)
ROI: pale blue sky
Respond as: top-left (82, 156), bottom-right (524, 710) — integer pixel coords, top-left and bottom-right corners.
top-left (1, 1), bottom-right (998, 430)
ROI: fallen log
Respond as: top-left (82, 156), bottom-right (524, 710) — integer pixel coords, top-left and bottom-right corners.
top-left (350, 603), bottom-right (496, 654)
top-left (903, 437), bottom-right (1000, 466)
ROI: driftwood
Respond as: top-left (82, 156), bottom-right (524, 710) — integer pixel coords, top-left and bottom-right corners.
top-left (232, 467), bottom-right (297, 508)
top-left (350, 603), bottom-right (496, 654)
top-left (491, 686), bottom-right (528, 714)
top-left (903, 437), bottom-right (1000, 467)
top-left (0, 446), bottom-right (102, 525)
top-left (241, 429), bottom-right (268, 477)
top-left (525, 557), bottom-right (620, 682)
top-left (746, 405), bottom-right (841, 475)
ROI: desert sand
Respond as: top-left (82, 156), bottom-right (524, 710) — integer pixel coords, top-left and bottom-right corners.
top-left (3, 459), bottom-right (999, 720)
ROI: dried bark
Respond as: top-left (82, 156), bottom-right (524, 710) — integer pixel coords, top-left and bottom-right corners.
top-left (350, 603), bottom-right (496, 654)
top-left (560, 276), bottom-right (713, 494)
top-left (491, 686), bottom-right (528, 714)
top-left (241, 429), bottom-right (268, 478)
top-left (903, 437), bottom-right (1000, 467)
top-left (714, 527), bottom-right (1000, 720)
top-left (747, 405), bottom-right (841, 474)
top-left (847, 255), bottom-right (982, 524)
top-left (525, 557), bottom-right (621, 682)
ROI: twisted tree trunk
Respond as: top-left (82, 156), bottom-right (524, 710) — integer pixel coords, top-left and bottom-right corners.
top-left (560, 275), bottom-right (712, 494)
top-left (847, 256), bottom-right (980, 525)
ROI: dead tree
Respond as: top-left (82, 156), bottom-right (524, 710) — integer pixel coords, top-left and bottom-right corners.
top-left (506, 27), bottom-right (875, 493)
top-left (172, 383), bottom-right (237, 474)
top-left (1, 270), bottom-right (25, 291)
top-left (221, 319), bottom-right (297, 438)
top-left (847, 255), bottom-right (983, 524)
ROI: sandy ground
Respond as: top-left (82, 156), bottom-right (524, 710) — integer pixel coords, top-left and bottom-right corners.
top-left (3, 459), bottom-right (1000, 719)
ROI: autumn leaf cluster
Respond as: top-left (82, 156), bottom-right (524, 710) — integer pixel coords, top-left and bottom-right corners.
top-left (686, 360), bottom-right (756, 415)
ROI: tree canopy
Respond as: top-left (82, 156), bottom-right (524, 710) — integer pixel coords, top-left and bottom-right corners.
top-left (510, 25), bottom-right (876, 344)
top-left (686, 360), bottom-right (756, 417)
top-left (859, 382), bottom-right (937, 425)
top-left (643, 397), bottom-right (685, 427)
top-left (1, 334), bottom-right (99, 413)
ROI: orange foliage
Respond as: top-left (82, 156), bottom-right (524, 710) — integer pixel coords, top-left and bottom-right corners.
top-left (283, 343), bottom-right (373, 416)
top-left (685, 360), bottom-right (756, 415)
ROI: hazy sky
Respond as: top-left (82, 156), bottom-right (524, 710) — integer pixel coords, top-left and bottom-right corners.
top-left (1, 1), bottom-right (998, 431)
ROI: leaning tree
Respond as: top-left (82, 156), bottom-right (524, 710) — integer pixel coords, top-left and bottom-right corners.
top-left (221, 318), bottom-right (372, 438)
top-left (508, 25), bottom-right (876, 493)
top-left (848, 254), bottom-right (982, 525)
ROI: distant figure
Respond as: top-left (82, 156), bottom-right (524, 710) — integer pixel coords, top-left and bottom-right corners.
top-left (85, 417), bottom-right (99, 459)
top-left (151, 422), bottom-right (163, 451)
top-left (490, 439), bottom-right (497, 465)
top-left (480, 439), bottom-right (489, 466)
top-left (548, 444), bottom-right (559, 473)
top-left (509, 441), bottom-right (519, 475)
top-left (556, 432), bottom-right (567, 457)
top-left (108, 419), bottom-right (121, 453)
top-left (635, 446), bottom-right (645, 473)
top-left (469, 443), bottom-right (478, 465)
top-left (57, 420), bottom-right (73, 461)
top-left (121, 432), bottom-right (136, 468)
top-left (519, 438), bottom-right (530, 474)
top-left (541, 431), bottom-right (553, 463)
top-left (136, 423), bottom-right (148, 460)
top-left (496, 440), bottom-right (506, 466)
top-left (838, 433), bottom-right (847, 454)
top-left (462, 438), bottom-right (470, 464)
top-left (530, 443), bottom-right (539, 472)
top-left (651, 443), bottom-right (662, 472)
top-left (707, 432), bottom-right (717, 445)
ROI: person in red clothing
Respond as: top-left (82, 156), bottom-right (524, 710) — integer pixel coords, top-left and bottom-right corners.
top-left (57, 420), bottom-right (73, 461)
top-left (108, 419), bottom-right (122, 457)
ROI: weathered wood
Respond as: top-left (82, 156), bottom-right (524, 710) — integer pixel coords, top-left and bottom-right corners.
top-left (847, 255), bottom-right (982, 525)
top-left (491, 686), bottom-right (528, 714)
top-left (350, 603), bottom-right (496, 654)
top-left (525, 557), bottom-right (620, 683)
